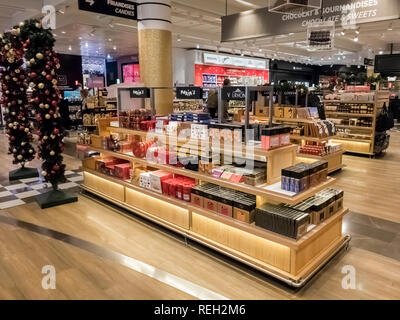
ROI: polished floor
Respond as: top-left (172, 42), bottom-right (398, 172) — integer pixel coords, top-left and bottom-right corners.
top-left (0, 130), bottom-right (399, 300)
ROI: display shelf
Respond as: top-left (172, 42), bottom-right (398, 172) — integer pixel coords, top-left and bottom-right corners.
top-left (87, 146), bottom-right (334, 205)
top-left (81, 168), bottom-right (349, 286)
top-left (324, 91), bottom-right (390, 155)
top-left (297, 149), bottom-right (344, 174)
top-left (107, 126), bottom-right (296, 159)
top-left (290, 135), bottom-right (336, 142)
top-left (335, 125), bottom-right (373, 131)
top-left (323, 100), bottom-right (375, 104)
top-left (325, 112), bottom-right (374, 118)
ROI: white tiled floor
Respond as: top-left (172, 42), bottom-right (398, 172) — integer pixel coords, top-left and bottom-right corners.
top-left (5, 184), bottom-right (27, 191)
top-left (0, 191), bottom-right (13, 198)
top-left (20, 177), bottom-right (41, 183)
top-left (58, 182), bottom-right (79, 190)
top-left (0, 199), bottom-right (25, 209)
top-left (15, 190), bottom-right (41, 199)
top-left (67, 176), bottom-right (83, 182)
top-left (30, 183), bottom-right (52, 190)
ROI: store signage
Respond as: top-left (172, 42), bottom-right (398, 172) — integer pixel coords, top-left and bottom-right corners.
top-left (78, 0), bottom-right (137, 21)
top-left (222, 0), bottom-right (400, 41)
top-left (221, 87), bottom-right (246, 101)
top-left (130, 88), bottom-right (150, 99)
top-left (87, 76), bottom-right (104, 89)
top-left (176, 87), bottom-right (203, 100)
top-left (203, 53), bottom-right (268, 70)
top-left (364, 58), bottom-right (374, 66)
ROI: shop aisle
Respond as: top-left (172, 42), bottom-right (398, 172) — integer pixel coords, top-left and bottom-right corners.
top-left (0, 131), bottom-right (399, 299)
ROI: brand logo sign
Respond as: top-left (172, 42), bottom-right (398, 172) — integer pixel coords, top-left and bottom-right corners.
top-left (78, 0), bottom-right (137, 20)
top-left (176, 87), bottom-right (203, 100)
top-left (222, 87), bottom-right (246, 101)
top-left (203, 53), bottom-right (268, 70)
top-left (130, 88), bottom-right (150, 98)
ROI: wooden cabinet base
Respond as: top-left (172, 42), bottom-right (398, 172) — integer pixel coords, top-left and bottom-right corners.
top-left (81, 170), bottom-right (350, 287)
top-left (297, 150), bottom-right (344, 174)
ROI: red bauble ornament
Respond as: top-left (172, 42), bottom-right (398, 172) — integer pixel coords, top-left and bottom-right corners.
top-left (30, 72), bottom-right (37, 78)
top-left (53, 128), bottom-right (59, 135)
top-left (45, 64), bottom-right (50, 70)
top-left (26, 39), bottom-right (30, 44)
top-left (51, 170), bottom-right (56, 175)
top-left (46, 74), bottom-right (51, 81)
top-left (34, 97), bottom-right (39, 103)
top-left (45, 89), bottom-right (50, 95)
top-left (51, 100), bottom-right (57, 107)
top-left (53, 164), bottom-right (60, 171)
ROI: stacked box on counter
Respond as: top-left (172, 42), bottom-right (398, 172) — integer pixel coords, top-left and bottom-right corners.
top-left (290, 188), bottom-right (344, 225)
top-left (281, 161), bottom-right (328, 193)
top-left (191, 183), bottom-right (257, 223)
top-left (186, 112), bottom-right (211, 124)
top-left (95, 157), bottom-right (131, 179)
top-left (211, 165), bottom-right (267, 186)
top-left (255, 203), bottom-right (310, 239)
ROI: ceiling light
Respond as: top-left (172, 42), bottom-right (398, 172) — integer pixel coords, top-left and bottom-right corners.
top-left (58, 9), bottom-right (65, 14)
top-left (68, 45), bottom-right (72, 51)
top-left (235, 0), bottom-right (257, 7)
top-left (113, 45), bottom-right (117, 50)
top-left (388, 23), bottom-right (393, 31)
top-left (53, 33), bottom-right (57, 37)
top-left (85, 42), bottom-right (89, 47)
top-left (259, 48), bottom-right (262, 52)
top-left (355, 29), bottom-right (360, 35)
top-left (107, 54), bottom-right (112, 59)
top-left (108, 38), bottom-right (112, 42)
top-left (61, 31), bottom-right (66, 34)
top-left (79, 36), bottom-right (82, 40)
top-left (177, 34), bottom-right (182, 42)
top-left (379, 50), bottom-right (383, 55)
top-left (196, 44), bottom-right (200, 49)
top-left (340, 31), bottom-right (345, 36)
top-left (354, 36), bottom-right (359, 42)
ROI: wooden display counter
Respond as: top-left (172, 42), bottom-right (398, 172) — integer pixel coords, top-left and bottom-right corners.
top-left (81, 120), bottom-right (350, 287)
top-left (81, 166), bottom-right (349, 287)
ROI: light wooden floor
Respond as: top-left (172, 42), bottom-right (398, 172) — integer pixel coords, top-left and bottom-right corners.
top-left (0, 130), bottom-right (399, 300)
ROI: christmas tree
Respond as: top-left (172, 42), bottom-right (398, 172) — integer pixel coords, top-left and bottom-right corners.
top-left (20, 19), bottom-right (66, 190)
top-left (0, 26), bottom-right (37, 180)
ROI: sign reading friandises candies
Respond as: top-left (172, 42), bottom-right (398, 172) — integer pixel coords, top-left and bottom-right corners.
top-left (176, 87), bottom-right (203, 100)
top-left (130, 88), bottom-right (151, 98)
top-left (78, 0), bottom-right (137, 20)
top-left (222, 0), bottom-right (400, 41)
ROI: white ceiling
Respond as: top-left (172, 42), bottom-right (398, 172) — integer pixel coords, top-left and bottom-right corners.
top-left (0, 0), bottom-right (399, 65)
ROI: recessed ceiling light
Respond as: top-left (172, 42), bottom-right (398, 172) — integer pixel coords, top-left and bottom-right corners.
top-left (354, 36), bottom-right (359, 42)
top-left (379, 50), bottom-right (383, 55)
top-left (108, 38), bottom-right (112, 42)
top-left (85, 42), bottom-right (89, 47)
top-left (355, 29), bottom-right (360, 35)
top-left (107, 54), bottom-right (112, 59)
top-left (196, 44), bottom-right (200, 49)
top-left (61, 31), bottom-right (66, 34)
top-left (113, 45), bottom-right (117, 50)
top-left (79, 36), bottom-right (82, 40)
top-left (177, 34), bottom-right (182, 42)
top-left (259, 48), bottom-right (262, 52)
top-left (68, 45), bottom-right (72, 51)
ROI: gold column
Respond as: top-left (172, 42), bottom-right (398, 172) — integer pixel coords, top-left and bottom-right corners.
top-left (138, 0), bottom-right (173, 115)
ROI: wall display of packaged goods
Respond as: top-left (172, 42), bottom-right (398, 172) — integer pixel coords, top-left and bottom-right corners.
top-left (324, 90), bottom-right (390, 155)
top-left (79, 112), bottom-right (349, 286)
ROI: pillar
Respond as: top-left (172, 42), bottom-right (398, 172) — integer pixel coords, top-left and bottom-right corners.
top-left (137, 0), bottom-right (173, 115)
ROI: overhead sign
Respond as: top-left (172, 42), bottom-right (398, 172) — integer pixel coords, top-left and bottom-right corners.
top-left (78, 0), bottom-right (137, 20)
top-left (203, 53), bottom-right (268, 70)
top-left (364, 58), bottom-right (374, 66)
top-left (130, 88), bottom-right (150, 99)
top-left (87, 76), bottom-right (104, 89)
top-left (222, 0), bottom-right (400, 41)
top-left (221, 87), bottom-right (246, 101)
top-left (176, 87), bottom-right (203, 100)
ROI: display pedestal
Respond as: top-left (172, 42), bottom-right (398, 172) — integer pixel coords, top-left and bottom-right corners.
top-left (36, 189), bottom-right (78, 209)
top-left (9, 167), bottom-right (39, 181)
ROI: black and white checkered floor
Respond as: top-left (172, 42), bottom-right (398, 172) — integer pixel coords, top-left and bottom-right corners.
top-left (0, 170), bottom-right (82, 209)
